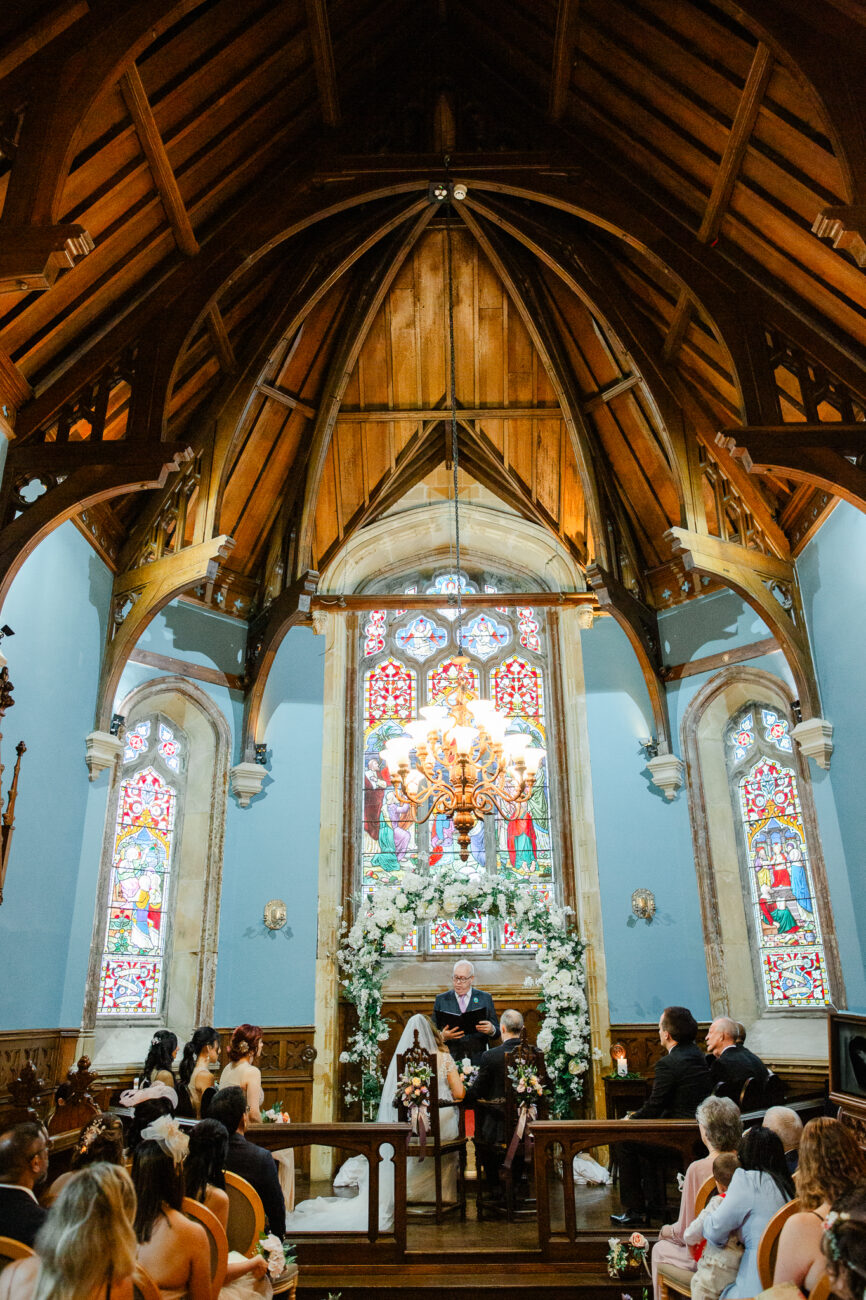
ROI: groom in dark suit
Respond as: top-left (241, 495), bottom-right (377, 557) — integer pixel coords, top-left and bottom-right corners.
top-left (433, 959), bottom-right (498, 1064)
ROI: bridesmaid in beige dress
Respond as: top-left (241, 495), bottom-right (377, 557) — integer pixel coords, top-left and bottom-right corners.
top-left (219, 1024), bottom-right (294, 1212)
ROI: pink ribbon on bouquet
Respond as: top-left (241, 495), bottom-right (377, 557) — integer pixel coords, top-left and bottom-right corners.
top-left (503, 1102), bottom-right (536, 1170)
top-left (409, 1102), bottom-right (429, 1157)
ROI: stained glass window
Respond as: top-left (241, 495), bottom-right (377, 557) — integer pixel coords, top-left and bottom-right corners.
top-left (359, 568), bottom-right (559, 955)
top-left (726, 704), bottom-right (830, 1010)
top-left (98, 715), bottom-right (186, 1017)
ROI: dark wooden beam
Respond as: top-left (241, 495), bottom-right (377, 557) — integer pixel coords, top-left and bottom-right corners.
top-left (661, 635), bottom-right (780, 682)
top-left (5, 439), bottom-right (192, 474)
top-left (243, 570), bottom-right (319, 757)
top-left (304, 0), bottom-right (340, 128)
top-left (120, 62), bottom-right (199, 257)
top-left (205, 306), bottom-right (238, 376)
top-left (312, 591), bottom-right (598, 610)
top-left (258, 382), bottom-right (317, 420)
top-left (719, 424), bottom-right (866, 446)
top-left (717, 429), bottom-right (866, 514)
top-left (582, 374), bottom-right (639, 411)
top-left (548, 0), bottom-right (579, 124)
top-left (0, 349), bottom-right (32, 423)
top-left (128, 647), bottom-right (244, 692)
top-left (334, 404), bottom-right (561, 421)
top-left (698, 43), bottom-right (773, 245)
top-left (0, 2), bottom-right (89, 81)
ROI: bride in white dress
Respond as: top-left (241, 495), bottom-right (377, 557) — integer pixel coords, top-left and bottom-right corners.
top-left (284, 1014), bottom-right (465, 1232)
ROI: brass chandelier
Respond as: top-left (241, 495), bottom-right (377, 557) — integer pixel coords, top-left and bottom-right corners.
top-left (379, 197), bottom-right (545, 862)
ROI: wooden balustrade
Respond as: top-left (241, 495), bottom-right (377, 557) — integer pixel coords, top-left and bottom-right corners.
top-left (246, 1121), bottom-right (411, 1262)
top-left (531, 1119), bottom-right (701, 1259)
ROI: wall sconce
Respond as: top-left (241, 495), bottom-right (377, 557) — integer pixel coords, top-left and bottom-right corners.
top-left (110, 713), bottom-right (126, 737)
top-left (263, 899), bottom-right (287, 930)
top-left (631, 888), bottom-right (656, 923)
top-left (254, 743), bottom-right (268, 766)
top-left (639, 736), bottom-right (659, 760)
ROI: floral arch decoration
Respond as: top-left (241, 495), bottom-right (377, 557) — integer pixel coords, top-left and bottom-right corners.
top-left (339, 865), bottom-right (592, 1117)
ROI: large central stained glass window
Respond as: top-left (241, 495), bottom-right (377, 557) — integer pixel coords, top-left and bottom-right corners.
top-left (360, 568), bottom-right (557, 954)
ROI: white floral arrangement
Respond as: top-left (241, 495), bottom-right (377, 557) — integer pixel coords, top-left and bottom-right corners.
top-left (261, 1101), bottom-right (290, 1123)
top-left (456, 1057), bottom-right (479, 1089)
top-left (338, 866), bottom-right (590, 1117)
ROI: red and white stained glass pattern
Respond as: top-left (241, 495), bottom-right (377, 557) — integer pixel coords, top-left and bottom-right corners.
top-left (491, 657), bottom-right (545, 722)
top-left (98, 958), bottom-right (161, 1016)
top-left (98, 766), bottom-right (176, 1017)
top-left (500, 885), bottom-right (551, 951)
top-left (123, 721), bottom-right (150, 764)
top-left (427, 658), bottom-right (480, 706)
top-left (737, 753), bottom-right (829, 1009)
top-left (762, 948), bottom-right (829, 1007)
top-left (458, 614), bottom-right (511, 661)
top-left (363, 610), bottom-right (387, 656)
top-left (395, 616), bottom-right (448, 662)
top-left (430, 911), bottom-right (490, 951)
top-left (517, 607), bottom-right (541, 653)
top-left (364, 658), bottom-right (417, 725)
top-left (157, 722), bottom-right (181, 772)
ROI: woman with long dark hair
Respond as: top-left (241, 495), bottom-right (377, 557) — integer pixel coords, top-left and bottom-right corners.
top-left (699, 1126), bottom-right (795, 1298)
top-left (132, 1119), bottom-right (210, 1300)
top-left (178, 1027), bottom-right (220, 1117)
top-left (822, 1187), bottom-right (866, 1300)
top-left (140, 1029), bottom-right (179, 1088)
top-left (184, 1121), bottom-right (269, 1297)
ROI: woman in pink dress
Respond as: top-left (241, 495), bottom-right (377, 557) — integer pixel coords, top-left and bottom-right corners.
top-left (651, 1095), bottom-right (743, 1300)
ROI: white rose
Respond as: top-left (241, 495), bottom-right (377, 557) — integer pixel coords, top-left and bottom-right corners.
top-left (383, 932), bottom-right (404, 954)
top-left (536, 1028), bottom-right (553, 1053)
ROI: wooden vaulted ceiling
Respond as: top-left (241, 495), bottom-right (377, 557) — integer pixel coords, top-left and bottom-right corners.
top-left (2, 0), bottom-right (866, 622)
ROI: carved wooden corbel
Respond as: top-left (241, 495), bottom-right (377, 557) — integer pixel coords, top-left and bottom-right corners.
top-left (94, 536), bottom-right (236, 731)
top-left (585, 563), bottom-right (674, 756)
top-left (241, 570), bottom-right (319, 764)
top-left (0, 224), bottom-right (94, 293)
top-left (666, 527), bottom-right (822, 722)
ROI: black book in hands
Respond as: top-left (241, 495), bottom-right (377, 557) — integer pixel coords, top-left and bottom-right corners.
top-left (435, 1006), bottom-right (487, 1037)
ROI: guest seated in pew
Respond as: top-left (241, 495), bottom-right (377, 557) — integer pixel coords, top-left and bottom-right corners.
top-left (141, 1030), bottom-right (180, 1090)
top-left (0, 1164), bottom-right (138, 1300)
top-left (820, 1187), bottom-right (866, 1300)
top-left (611, 1006), bottom-right (713, 1228)
top-left (178, 1028), bottom-right (221, 1120)
top-left (772, 1118), bottom-right (866, 1296)
top-left (699, 1126), bottom-right (794, 1299)
top-left (208, 1087), bottom-right (285, 1240)
top-left (44, 1112), bottom-right (125, 1206)
top-left (120, 1082), bottom-right (178, 1153)
top-left (132, 1115), bottom-right (211, 1300)
top-left (705, 1017), bottom-right (769, 1101)
top-left (0, 1123), bottom-right (49, 1247)
top-left (652, 1095), bottom-right (743, 1300)
top-left (184, 1118), bottom-right (270, 1298)
top-left (683, 1153), bottom-right (744, 1300)
top-left (763, 1106), bottom-right (804, 1175)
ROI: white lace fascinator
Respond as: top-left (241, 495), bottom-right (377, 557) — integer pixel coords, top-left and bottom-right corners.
top-left (119, 1081), bottom-right (178, 1110)
top-left (140, 1113), bottom-right (189, 1164)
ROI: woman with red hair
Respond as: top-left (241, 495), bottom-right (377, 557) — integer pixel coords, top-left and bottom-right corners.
top-left (218, 1025), bottom-right (264, 1121)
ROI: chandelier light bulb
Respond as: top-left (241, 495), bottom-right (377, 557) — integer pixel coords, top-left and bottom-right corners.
top-left (420, 704), bottom-right (449, 728)
top-left (523, 746), bottom-right (546, 775)
top-left (448, 724), bottom-right (477, 757)
top-left (502, 733), bottom-right (531, 762)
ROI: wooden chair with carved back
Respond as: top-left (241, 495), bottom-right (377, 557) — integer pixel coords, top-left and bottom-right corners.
top-left (47, 1056), bottom-right (99, 1137)
top-left (656, 1176), bottom-right (718, 1300)
top-left (0, 1237), bottom-right (34, 1276)
top-left (757, 1198), bottom-right (801, 1290)
top-left (475, 1033), bottom-right (548, 1222)
top-left (395, 1026), bottom-right (467, 1222)
top-left (182, 1197), bottom-right (227, 1300)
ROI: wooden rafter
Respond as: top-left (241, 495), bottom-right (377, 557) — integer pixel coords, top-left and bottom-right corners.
top-left (120, 62), bottom-right (198, 257)
top-left (548, 0), bottom-right (579, 124)
top-left (717, 427), bottom-right (866, 516)
top-left (304, 0), bottom-right (340, 128)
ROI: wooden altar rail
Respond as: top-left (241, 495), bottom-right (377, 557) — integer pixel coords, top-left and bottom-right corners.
top-left (247, 1121), bottom-right (411, 1263)
top-left (532, 1119), bottom-right (701, 1259)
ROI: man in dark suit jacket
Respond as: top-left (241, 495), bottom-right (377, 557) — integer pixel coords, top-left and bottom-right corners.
top-left (465, 1009), bottom-right (524, 1195)
top-left (433, 959), bottom-right (498, 1065)
top-left (611, 1006), bottom-right (712, 1226)
top-left (209, 1086), bottom-right (286, 1238)
top-left (706, 1016), bottom-right (769, 1102)
top-left (0, 1122), bottom-right (50, 1246)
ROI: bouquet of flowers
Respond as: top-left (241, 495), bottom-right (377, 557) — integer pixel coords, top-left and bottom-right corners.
top-left (457, 1057), bottom-right (479, 1089)
top-left (607, 1233), bottom-right (649, 1278)
top-left (257, 1234), bottom-right (296, 1281)
top-left (394, 1061), bottom-right (432, 1112)
top-left (261, 1101), bottom-right (290, 1123)
top-left (507, 1057), bottom-right (544, 1101)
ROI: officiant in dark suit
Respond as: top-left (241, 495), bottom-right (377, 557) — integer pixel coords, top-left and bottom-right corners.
top-left (433, 959), bottom-right (498, 1064)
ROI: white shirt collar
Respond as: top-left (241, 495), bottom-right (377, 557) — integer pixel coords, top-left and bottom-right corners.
top-left (0, 1184), bottom-right (38, 1203)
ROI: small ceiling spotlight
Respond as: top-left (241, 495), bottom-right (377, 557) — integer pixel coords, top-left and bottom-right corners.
top-left (109, 713), bottom-right (126, 737)
top-left (0, 625), bottom-right (14, 644)
top-left (254, 743), bottom-right (268, 766)
top-left (639, 736), bottom-right (659, 760)
top-left (452, 181), bottom-right (468, 201)
top-left (429, 181), bottom-right (449, 203)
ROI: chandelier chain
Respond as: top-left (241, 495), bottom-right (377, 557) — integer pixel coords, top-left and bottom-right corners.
top-left (445, 217), bottom-right (463, 636)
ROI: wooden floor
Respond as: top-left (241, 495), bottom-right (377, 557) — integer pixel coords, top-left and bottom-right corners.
top-left (293, 1176), bottom-right (654, 1298)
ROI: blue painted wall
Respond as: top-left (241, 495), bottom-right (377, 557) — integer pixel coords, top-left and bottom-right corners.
top-left (0, 523), bottom-right (113, 1029)
top-left (215, 626), bottom-right (325, 1026)
top-left (580, 618), bottom-right (711, 1022)
top-left (798, 503), bottom-right (866, 1011)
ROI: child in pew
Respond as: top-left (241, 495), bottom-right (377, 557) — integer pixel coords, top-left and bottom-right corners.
top-left (683, 1153), bottom-right (745, 1300)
